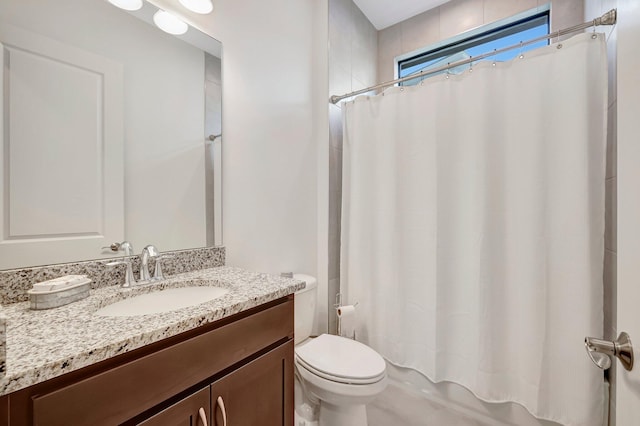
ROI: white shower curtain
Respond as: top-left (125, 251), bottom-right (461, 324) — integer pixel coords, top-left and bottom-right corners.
top-left (341, 33), bottom-right (607, 426)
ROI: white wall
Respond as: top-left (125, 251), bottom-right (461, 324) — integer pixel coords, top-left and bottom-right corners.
top-left (0, 0), bottom-right (207, 262)
top-left (148, 0), bottom-right (330, 333)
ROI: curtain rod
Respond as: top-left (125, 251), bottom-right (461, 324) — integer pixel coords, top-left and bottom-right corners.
top-left (329, 9), bottom-right (617, 104)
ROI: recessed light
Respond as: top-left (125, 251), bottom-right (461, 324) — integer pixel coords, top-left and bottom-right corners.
top-left (178, 0), bottom-right (213, 14)
top-left (108, 0), bottom-right (143, 11)
top-left (153, 10), bottom-right (189, 35)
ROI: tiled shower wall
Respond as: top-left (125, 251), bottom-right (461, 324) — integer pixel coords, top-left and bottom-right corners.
top-left (328, 0), bottom-right (377, 334)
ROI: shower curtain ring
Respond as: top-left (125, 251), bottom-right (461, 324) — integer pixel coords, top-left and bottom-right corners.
top-left (555, 31), bottom-right (563, 49)
top-left (492, 49), bottom-right (497, 67)
top-left (518, 41), bottom-right (524, 59)
top-left (446, 63), bottom-right (450, 79)
top-left (591, 20), bottom-right (598, 39)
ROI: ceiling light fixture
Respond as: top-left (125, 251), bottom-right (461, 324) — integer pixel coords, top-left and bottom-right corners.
top-left (108, 0), bottom-right (143, 11)
top-left (178, 0), bottom-right (213, 14)
top-left (153, 10), bottom-right (189, 35)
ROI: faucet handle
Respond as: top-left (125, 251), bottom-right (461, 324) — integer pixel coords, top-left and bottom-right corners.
top-left (153, 254), bottom-right (175, 281)
top-left (106, 258), bottom-right (136, 288)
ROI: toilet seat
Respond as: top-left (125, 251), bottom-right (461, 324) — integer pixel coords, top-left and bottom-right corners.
top-left (295, 334), bottom-right (386, 385)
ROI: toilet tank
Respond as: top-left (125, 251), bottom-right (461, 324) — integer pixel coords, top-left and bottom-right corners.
top-left (293, 274), bottom-right (317, 345)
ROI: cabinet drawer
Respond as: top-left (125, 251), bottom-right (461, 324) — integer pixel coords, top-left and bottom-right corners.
top-left (31, 298), bottom-right (293, 426)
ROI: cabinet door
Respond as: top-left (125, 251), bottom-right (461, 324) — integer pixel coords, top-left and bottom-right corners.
top-left (138, 387), bottom-right (210, 426)
top-left (211, 341), bottom-right (294, 426)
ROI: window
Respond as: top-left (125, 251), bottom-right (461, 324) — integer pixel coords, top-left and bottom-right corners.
top-left (397, 8), bottom-right (550, 86)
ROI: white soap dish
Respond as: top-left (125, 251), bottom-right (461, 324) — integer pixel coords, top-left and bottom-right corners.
top-left (28, 275), bottom-right (92, 310)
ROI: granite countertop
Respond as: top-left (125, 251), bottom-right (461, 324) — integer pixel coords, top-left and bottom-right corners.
top-left (0, 266), bottom-right (305, 396)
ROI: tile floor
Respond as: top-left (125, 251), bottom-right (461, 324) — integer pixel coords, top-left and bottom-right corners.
top-left (367, 382), bottom-right (493, 426)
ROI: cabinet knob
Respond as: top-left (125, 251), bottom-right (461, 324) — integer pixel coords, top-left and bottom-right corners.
top-left (216, 396), bottom-right (227, 426)
top-left (198, 407), bottom-right (208, 426)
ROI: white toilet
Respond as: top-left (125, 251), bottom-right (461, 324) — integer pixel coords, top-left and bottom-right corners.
top-left (293, 274), bottom-right (387, 426)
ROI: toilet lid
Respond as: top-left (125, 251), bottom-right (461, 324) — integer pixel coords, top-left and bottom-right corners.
top-left (295, 334), bottom-right (386, 384)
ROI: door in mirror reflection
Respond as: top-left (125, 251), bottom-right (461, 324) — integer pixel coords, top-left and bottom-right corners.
top-left (0, 25), bottom-right (125, 269)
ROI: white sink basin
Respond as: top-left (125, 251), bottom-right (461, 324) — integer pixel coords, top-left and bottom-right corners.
top-left (95, 286), bottom-right (229, 317)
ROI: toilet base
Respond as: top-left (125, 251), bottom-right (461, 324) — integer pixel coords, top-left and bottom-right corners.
top-left (295, 410), bottom-right (319, 426)
top-left (319, 402), bottom-right (368, 426)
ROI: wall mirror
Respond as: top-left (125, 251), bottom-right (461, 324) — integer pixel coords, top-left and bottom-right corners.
top-left (0, 0), bottom-right (222, 269)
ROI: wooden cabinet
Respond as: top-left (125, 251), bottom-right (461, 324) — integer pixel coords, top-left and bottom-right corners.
top-left (210, 341), bottom-right (293, 426)
top-left (0, 296), bottom-right (294, 426)
top-left (138, 341), bottom-right (293, 426)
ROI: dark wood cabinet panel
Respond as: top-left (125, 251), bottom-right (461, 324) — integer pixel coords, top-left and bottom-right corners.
top-left (138, 387), bottom-right (210, 426)
top-left (2, 296), bottom-right (294, 426)
top-left (210, 341), bottom-right (294, 426)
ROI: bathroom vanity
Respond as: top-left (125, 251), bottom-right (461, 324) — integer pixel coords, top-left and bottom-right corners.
top-left (0, 265), bottom-right (303, 426)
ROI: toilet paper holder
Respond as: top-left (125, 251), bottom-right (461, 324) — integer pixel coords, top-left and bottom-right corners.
top-left (334, 293), bottom-right (358, 339)
top-left (334, 293), bottom-right (359, 311)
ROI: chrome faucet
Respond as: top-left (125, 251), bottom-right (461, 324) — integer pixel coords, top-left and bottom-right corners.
top-left (140, 245), bottom-right (159, 282)
top-left (105, 241), bottom-right (136, 287)
top-left (108, 244), bottom-right (172, 287)
top-left (106, 258), bottom-right (136, 288)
